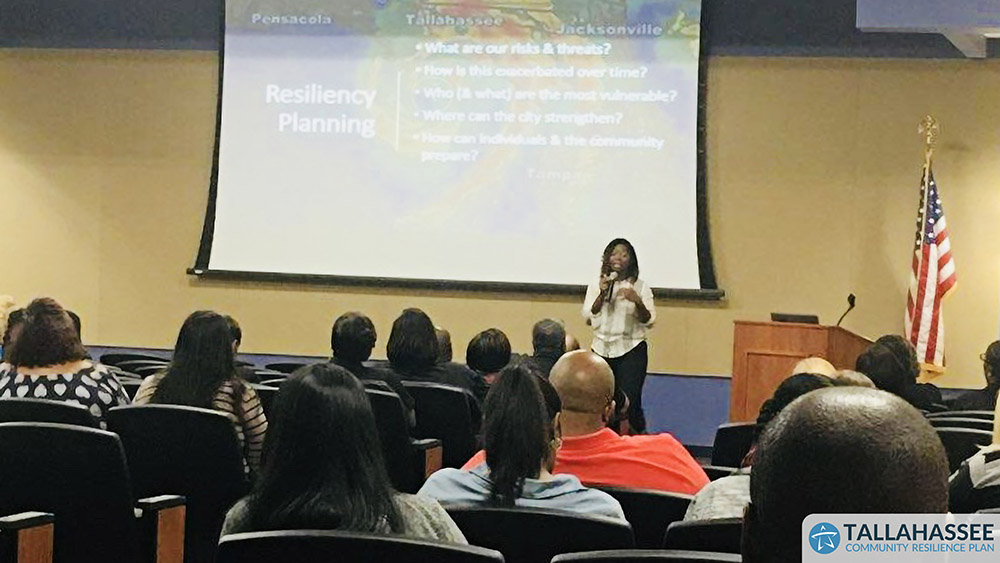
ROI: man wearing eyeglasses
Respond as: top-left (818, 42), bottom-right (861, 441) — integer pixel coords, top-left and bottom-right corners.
top-left (950, 341), bottom-right (1000, 411)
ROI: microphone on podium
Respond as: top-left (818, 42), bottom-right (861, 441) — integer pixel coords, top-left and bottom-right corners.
top-left (836, 293), bottom-right (856, 327)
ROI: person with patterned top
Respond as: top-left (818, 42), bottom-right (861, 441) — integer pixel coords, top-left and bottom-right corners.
top-left (0, 298), bottom-right (129, 428)
top-left (134, 311), bottom-right (267, 475)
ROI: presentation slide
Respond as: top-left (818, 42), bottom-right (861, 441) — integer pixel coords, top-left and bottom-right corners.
top-left (208, 0), bottom-right (704, 290)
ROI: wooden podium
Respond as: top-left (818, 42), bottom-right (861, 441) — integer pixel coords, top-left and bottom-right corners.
top-left (730, 321), bottom-right (872, 422)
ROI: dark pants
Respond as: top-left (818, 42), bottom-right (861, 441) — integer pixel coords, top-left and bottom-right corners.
top-left (603, 341), bottom-right (648, 433)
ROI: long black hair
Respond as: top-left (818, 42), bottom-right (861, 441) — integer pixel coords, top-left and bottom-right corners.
top-left (386, 308), bottom-right (439, 372)
top-left (245, 363), bottom-right (401, 532)
top-left (151, 311), bottom-right (236, 408)
top-left (483, 363), bottom-right (558, 507)
top-left (601, 238), bottom-right (640, 281)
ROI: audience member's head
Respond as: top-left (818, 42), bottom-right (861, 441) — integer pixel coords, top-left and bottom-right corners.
top-left (790, 356), bottom-right (835, 377)
top-left (6, 298), bottom-right (87, 368)
top-left (1, 307), bottom-right (25, 361)
top-left (467, 328), bottom-right (511, 374)
top-left (744, 387), bottom-right (948, 563)
top-left (331, 312), bottom-right (377, 363)
top-left (565, 333), bottom-right (581, 352)
top-left (549, 350), bottom-right (616, 436)
top-left (982, 340), bottom-right (1000, 387)
top-left (246, 363), bottom-right (401, 532)
top-left (754, 373), bottom-right (834, 440)
top-left (829, 369), bottom-right (876, 389)
top-left (532, 319), bottom-right (566, 359)
top-left (435, 327), bottom-right (453, 363)
top-left (483, 362), bottom-right (562, 507)
top-left (66, 310), bottom-right (82, 341)
top-left (386, 308), bottom-right (439, 372)
top-left (151, 311), bottom-right (236, 408)
top-left (874, 334), bottom-right (921, 384)
top-left (225, 315), bottom-right (242, 353)
top-left (855, 343), bottom-right (909, 396)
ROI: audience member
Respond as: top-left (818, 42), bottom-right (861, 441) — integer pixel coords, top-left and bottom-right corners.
top-left (790, 356), bottom-right (835, 377)
top-left (855, 341), bottom-right (940, 411)
top-left (435, 327), bottom-right (453, 363)
top-left (527, 319), bottom-right (566, 378)
top-left (829, 369), bottom-right (875, 389)
top-left (331, 312), bottom-right (415, 425)
top-left (466, 328), bottom-right (512, 402)
top-left (948, 395), bottom-right (1000, 513)
top-left (950, 340), bottom-right (1000, 411)
top-left (387, 308), bottom-right (474, 393)
top-left (876, 334), bottom-right (943, 407)
top-left (743, 387), bottom-right (949, 563)
top-left (419, 363), bottom-right (625, 520)
top-left (135, 311), bottom-right (267, 474)
top-left (683, 373), bottom-right (834, 521)
top-left (222, 363), bottom-right (466, 543)
top-left (0, 298), bottom-right (128, 427)
top-left (0, 307), bottom-right (24, 367)
top-left (225, 315), bottom-right (261, 383)
top-left (462, 351), bottom-right (709, 495)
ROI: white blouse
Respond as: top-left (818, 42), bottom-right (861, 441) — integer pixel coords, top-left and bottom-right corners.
top-left (582, 277), bottom-right (656, 358)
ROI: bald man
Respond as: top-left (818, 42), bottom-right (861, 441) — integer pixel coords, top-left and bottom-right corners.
top-left (744, 387), bottom-right (949, 563)
top-left (460, 351), bottom-right (708, 494)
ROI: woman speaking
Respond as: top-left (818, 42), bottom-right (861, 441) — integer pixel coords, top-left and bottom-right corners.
top-left (582, 238), bottom-right (656, 433)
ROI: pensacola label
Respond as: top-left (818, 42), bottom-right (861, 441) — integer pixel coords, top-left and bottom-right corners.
top-left (803, 514), bottom-right (1000, 561)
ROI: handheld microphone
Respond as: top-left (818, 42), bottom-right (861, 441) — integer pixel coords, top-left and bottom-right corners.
top-left (605, 271), bottom-right (619, 301)
top-left (836, 293), bottom-right (856, 327)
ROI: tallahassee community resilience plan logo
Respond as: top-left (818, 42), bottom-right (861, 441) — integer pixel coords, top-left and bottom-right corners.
top-left (803, 514), bottom-right (1000, 561)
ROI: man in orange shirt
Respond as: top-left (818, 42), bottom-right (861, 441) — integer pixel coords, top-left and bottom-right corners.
top-left (463, 351), bottom-right (709, 494)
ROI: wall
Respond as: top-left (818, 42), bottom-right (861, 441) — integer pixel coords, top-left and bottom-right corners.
top-left (1, 49), bottom-right (999, 388)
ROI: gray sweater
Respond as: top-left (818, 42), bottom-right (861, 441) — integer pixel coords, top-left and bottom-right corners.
top-left (221, 493), bottom-right (467, 544)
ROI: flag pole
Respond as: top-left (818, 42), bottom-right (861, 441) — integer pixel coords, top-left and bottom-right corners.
top-left (917, 115), bottom-right (944, 380)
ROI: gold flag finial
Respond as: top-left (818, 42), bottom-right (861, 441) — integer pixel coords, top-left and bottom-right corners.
top-left (919, 115), bottom-right (939, 150)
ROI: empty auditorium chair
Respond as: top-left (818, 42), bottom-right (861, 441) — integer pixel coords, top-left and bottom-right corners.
top-left (263, 362), bottom-right (309, 374)
top-left (258, 379), bottom-right (286, 388)
top-left (108, 405), bottom-right (248, 563)
top-left (936, 427), bottom-right (993, 472)
top-left (926, 410), bottom-right (993, 420)
top-left (710, 423), bottom-right (757, 468)
top-left (553, 550), bottom-right (741, 563)
top-left (927, 417), bottom-right (993, 432)
top-left (663, 519), bottom-right (742, 554)
top-left (0, 512), bottom-right (55, 563)
top-left (0, 422), bottom-right (185, 563)
top-left (403, 382), bottom-right (481, 468)
top-left (116, 360), bottom-right (169, 378)
top-left (217, 530), bottom-right (503, 563)
top-left (446, 506), bottom-right (634, 563)
top-left (100, 352), bottom-right (170, 367)
top-left (700, 466), bottom-right (738, 482)
top-left (0, 398), bottom-right (98, 428)
top-left (593, 487), bottom-right (693, 549)
top-left (365, 389), bottom-right (442, 494)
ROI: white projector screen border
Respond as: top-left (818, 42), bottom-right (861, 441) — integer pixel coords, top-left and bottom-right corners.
top-left (191, 0), bottom-right (723, 300)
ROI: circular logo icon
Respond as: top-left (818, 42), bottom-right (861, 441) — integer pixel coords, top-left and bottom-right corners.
top-left (809, 522), bottom-right (841, 554)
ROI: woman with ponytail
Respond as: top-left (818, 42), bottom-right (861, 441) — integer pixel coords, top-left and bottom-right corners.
top-left (418, 362), bottom-right (624, 520)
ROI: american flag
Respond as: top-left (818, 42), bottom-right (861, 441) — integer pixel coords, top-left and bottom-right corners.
top-left (905, 167), bottom-right (957, 367)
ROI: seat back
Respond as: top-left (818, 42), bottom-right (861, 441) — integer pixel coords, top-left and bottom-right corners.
top-left (700, 466), bottom-right (738, 481)
top-left (100, 352), bottom-right (169, 367)
top-left (926, 410), bottom-right (994, 420)
top-left (108, 405), bottom-right (249, 563)
top-left (928, 417), bottom-right (993, 432)
top-left (447, 506), bottom-right (634, 563)
top-left (116, 359), bottom-right (169, 374)
top-left (0, 398), bottom-right (99, 428)
top-left (121, 379), bottom-right (142, 400)
top-left (594, 487), bottom-right (693, 549)
top-left (264, 362), bottom-right (308, 374)
top-left (711, 423), bottom-right (757, 467)
top-left (936, 427), bottom-right (993, 472)
top-left (252, 385), bottom-right (279, 419)
top-left (663, 518), bottom-right (742, 554)
top-left (403, 382), bottom-right (478, 468)
top-left (217, 530), bottom-right (504, 563)
top-left (0, 422), bottom-right (141, 562)
top-left (553, 550), bottom-right (742, 563)
top-left (366, 389), bottom-right (422, 493)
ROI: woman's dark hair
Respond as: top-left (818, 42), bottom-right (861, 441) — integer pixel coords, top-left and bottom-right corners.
top-left (601, 238), bottom-right (640, 281)
top-left (874, 335), bottom-right (920, 384)
top-left (331, 312), bottom-right (377, 363)
top-left (467, 329), bottom-right (512, 373)
top-left (151, 311), bottom-right (236, 408)
top-left (6, 299), bottom-right (88, 368)
top-left (225, 315), bottom-right (242, 348)
top-left (2, 308), bottom-right (25, 361)
top-left (246, 363), bottom-right (401, 532)
top-left (386, 308), bottom-right (439, 372)
top-left (855, 343), bottom-right (909, 396)
top-left (755, 374), bottom-right (834, 439)
top-left (984, 341), bottom-right (1000, 385)
top-left (483, 363), bottom-right (556, 507)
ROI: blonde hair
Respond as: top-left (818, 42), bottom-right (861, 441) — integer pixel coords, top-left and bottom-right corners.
top-left (830, 370), bottom-right (876, 389)
top-left (791, 357), bottom-right (837, 377)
